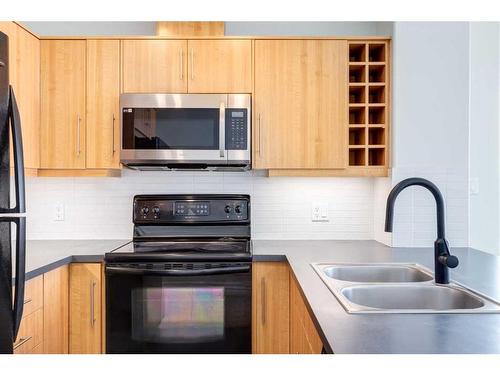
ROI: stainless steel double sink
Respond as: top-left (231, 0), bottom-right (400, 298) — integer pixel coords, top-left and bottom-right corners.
top-left (311, 263), bottom-right (500, 314)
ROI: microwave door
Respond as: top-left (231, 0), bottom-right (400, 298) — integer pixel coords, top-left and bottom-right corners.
top-left (121, 104), bottom-right (228, 165)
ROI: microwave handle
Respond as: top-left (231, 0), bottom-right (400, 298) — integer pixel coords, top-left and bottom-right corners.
top-left (106, 265), bottom-right (250, 277)
top-left (219, 101), bottom-right (225, 158)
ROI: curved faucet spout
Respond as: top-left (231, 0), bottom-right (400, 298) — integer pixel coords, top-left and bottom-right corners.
top-left (384, 177), bottom-right (458, 284)
top-left (385, 177), bottom-right (446, 239)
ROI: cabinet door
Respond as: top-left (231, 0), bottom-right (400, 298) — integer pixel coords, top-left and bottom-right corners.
top-left (122, 40), bottom-right (187, 93)
top-left (40, 40), bottom-right (86, 169)
top-left (14, 26), bottom-right (40, 171)
top-left (254, 40), bottom-right (348, 169)
top-left (86, 40), bottom-right (120, 169)
top-left (0, 23), bottom-right (40, 173)
top-left (43, 265), bottom-right (69, 354)
top-left (289, 274), bottom-right (323, 354)
top-left (187, 40), bottom-right (252, 93)
top-left (252, 262), bottom-right (290, 354)
top-left (69, 263), bottom-right (102, 354)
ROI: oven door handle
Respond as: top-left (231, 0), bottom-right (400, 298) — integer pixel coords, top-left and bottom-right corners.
top-left (106, 265), bottom-right (251, 277)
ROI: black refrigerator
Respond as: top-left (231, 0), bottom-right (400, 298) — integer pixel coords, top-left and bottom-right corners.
top-left (0, 31), bottom-right (27, 354)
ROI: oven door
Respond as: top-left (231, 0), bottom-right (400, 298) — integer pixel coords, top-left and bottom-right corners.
top-left (121, 94), bottom-right (228, 165)
top-left (105, 262), bottom-right (252, 354)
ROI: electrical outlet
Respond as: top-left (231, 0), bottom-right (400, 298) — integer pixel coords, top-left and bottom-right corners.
top-left (54, 202), bottom-right (65, 221)
top-left (311, 202), bottom-right (329, 222)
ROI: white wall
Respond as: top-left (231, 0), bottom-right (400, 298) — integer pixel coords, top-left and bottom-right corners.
top-left (469, 22), bottom-right (500, 254)
top-left (20, 22), bottom-right (157, 36)
top-left (21, 21), bottom-right (390, 37)
top-left (224, 22), bottom-right (390, 36)
top-left (387, 22), bottom-right (470, 248)
top-left (24, 171), bottom-right (375, 240)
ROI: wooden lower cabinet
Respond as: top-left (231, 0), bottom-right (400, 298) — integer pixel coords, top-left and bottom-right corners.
top-left (290, 274), bottom-right (323, 354)
top-left (13, 305), bottom-right (44, 354)
top-left (43, 265), bottom-right (69, 353)
top-left (252, 262), bottom-right (323, 354)
top-left (252, 262), bottom-right (290, 354)
top-left (69, 263), bottom-right (102, 354)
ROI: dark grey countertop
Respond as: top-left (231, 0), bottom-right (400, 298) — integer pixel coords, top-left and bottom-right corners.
top-left (15, 239), bottom-right (500, 354)
top-left (14, 240), bottom-right (130, 280)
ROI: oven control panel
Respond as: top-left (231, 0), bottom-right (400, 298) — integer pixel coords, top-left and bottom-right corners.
top-left (225, 109), bottom-right (248, 150)
top-left (134, 195), bottom-right (250, 223)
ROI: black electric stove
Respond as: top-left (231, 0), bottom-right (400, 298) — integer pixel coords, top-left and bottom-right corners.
top-left (104, 194), bottom-right (252, 354)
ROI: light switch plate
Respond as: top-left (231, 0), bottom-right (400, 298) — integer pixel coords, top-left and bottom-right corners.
top-left (311, 202), bottom-right (329, 222)
top-left (54, 202), bottom-right (65, 221)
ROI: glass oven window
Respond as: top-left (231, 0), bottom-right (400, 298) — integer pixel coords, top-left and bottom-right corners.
top-left (131, 287), bottom-right (225, 344)
top-left (122, 108), bottom-right (219, 150)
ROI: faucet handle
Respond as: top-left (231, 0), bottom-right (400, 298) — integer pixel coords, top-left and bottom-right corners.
top-left (438, 255), bottom-right (459, 268)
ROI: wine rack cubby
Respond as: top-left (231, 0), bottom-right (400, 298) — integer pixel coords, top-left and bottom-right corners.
top-left (348, 41), bottom-right (389, 168)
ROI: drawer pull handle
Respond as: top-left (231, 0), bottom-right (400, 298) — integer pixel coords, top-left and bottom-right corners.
top-left (23, 298), bottom-right (32, 305)
top-left (112, 114), bottom-right (116, 154)
top-left (90, 281), bottom-right (96, 328)
top-left (76, 115), bottom-right (81, 156)
top-left (13, 336), bottom-right (32, 350)
top-left (261, 277), bottom-right (266, 325)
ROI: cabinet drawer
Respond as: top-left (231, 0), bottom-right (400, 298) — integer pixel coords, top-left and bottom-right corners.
top-left (14, 308), bottom-right (44, 354)
top-left (23, 276), bottom-right (44, 316)
top-left (13, 275), bottom-right (43, 318)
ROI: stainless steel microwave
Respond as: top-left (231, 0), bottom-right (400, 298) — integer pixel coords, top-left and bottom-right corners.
top-left (120, 93), bottom-right (251, 171)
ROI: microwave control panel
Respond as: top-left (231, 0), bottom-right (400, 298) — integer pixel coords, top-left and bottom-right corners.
top-left (226, 109), bottom-right (248, 150)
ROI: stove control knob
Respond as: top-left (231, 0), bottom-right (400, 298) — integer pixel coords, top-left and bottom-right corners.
top-left (153, 206), bottom-right (160, 214)
top-left (141, 207), bottom-right (150, 215)
top-left (224, 205), bottom-right (232, 213)
top-left (235, 205), bottom-right (242, 214)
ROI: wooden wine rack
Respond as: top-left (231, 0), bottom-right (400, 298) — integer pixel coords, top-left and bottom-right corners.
top-left (348, 41), bottom-right (389, 171)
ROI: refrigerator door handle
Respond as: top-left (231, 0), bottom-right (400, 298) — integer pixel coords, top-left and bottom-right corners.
top-left (8, 86), bottom-right (26, 214)
top-left (11, 216), bottom-right (26, 340)
top-left (4, 86), bottom-right (27, 340)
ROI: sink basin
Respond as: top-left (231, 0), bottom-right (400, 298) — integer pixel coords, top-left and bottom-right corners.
top-left (342, 284), bottom-right (485, 311)
top-left (311, 262), bottom-right (500, 314)
top-left (323, 265), bottom-right (433, 283)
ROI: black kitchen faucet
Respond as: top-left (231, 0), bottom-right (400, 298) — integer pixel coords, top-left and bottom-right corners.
top-left (384, 177), bottom-right (459, 284)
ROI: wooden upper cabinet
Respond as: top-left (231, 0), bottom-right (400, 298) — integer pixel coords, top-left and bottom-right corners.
top-left (69, 263), bottom-right (102, 354)
top-left (86, 40), bottom-right (120, 169)
top-left (14, 27), bottom-right (40, 171)
top-left (187, 40), bottom-right (252, 93)
top-left (40, 40), bottom-right (86, 169)
top-left (252, 262), bottom-right (290, 354)
top-left (0, 22), bottom-right (40, 173)
top-left (254, 40), bottom-right (348, 170)
top-left (122, 39), bottom-right (187, 93)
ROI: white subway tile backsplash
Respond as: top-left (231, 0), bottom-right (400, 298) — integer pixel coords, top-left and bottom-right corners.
top-left (21, 167), bottom-right (470, 247)
top-left (23, 170), bottom-right (376, 241)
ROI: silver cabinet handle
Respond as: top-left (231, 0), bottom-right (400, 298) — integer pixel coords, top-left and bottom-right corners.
top-left (190, 48), bottom-right (194, 80)
top-left (76, 115), bottom-right (81, 156)
top-left (257, 114), bottom-right (262, 157)
top-left (90, 280), bottom-right (96, 328)
top-left (13, 336), bottom-right (32, 350)
top-left (179, 49), bottom-right (183, 80)
top-left (0, 60), bottom-right (5, 67)
top-left (112, 114), bottom-right (116, 154)
top-left (219, 101), bottom-right (226, 158)
top-left (261, 277), bottom-right (266, 325)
